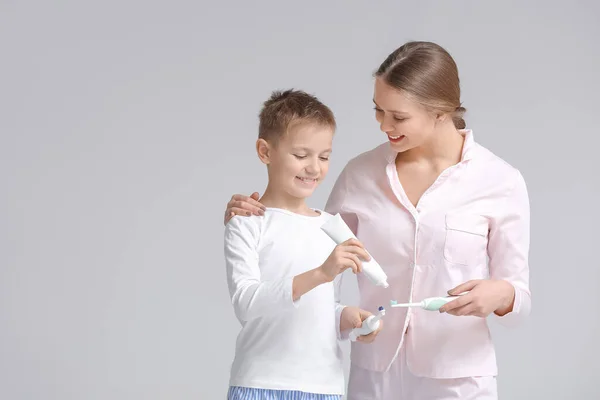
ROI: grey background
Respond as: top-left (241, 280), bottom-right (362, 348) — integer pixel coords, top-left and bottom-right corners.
top-left (1, 1), bottom-right (599, 399)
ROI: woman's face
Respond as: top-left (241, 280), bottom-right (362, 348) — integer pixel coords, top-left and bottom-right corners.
top-left (373, 77), bottom-right (439, 153)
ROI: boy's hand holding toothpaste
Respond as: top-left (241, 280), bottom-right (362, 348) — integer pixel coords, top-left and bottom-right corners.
top-left (318, 238), bottom-right (369, 281)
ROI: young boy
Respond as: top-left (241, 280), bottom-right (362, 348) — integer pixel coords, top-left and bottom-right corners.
top-left (224, 89), bottom-right (380, 399)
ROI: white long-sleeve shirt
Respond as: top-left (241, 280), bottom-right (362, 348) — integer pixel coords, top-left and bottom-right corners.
top-left (224, 207), bottom-right (345, 395)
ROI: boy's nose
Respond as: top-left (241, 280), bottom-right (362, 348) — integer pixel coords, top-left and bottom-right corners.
top-left (305, 160), bottom-right (320, 175)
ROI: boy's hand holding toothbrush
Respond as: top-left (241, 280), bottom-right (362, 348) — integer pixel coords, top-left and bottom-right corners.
top-left (439, 279), bottom-right (516, 317)
top-left (340, 306), bottom-right (383, 343)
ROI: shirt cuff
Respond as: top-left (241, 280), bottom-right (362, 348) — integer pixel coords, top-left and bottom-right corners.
top-left (493, 282), bottom-right (528, 327)
top-left (336, 303), bottom-right (350, 341)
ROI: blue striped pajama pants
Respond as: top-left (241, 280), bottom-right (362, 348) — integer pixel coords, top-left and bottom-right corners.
top-left (227, 386), bottom-right (342, 400)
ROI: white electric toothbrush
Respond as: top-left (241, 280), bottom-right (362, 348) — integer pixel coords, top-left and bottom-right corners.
top-left (349, 306), bottom-right (385, 341)
top-left (390, 296), bottom-right (461, 311)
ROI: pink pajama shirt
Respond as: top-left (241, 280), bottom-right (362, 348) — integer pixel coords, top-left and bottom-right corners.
top-left (325, 130), bottom-right (531, 399)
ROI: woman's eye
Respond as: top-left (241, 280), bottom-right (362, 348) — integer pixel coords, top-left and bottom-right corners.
top-left (373, 107), bottom-right (383, 113)
top-left (294, 155), bottom-right (307, 159)
top-left (319, 157), bottom-right (329, 161)
top-left (394, 117), bottom-right (405, 122)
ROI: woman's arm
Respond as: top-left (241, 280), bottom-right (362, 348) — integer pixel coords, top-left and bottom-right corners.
top-left (324, 164), bottom-right (359, 234)
top-left (486, 170), bottom-right (531, 326)
top-left (441, 170), bottom-right (531, 326)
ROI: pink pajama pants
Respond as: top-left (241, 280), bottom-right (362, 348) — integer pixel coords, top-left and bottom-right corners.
top-left (347, 344), bottom-right (497, 400)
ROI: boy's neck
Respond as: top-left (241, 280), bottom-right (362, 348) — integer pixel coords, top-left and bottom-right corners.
top-left (259, 186), bottom-right (318, 216)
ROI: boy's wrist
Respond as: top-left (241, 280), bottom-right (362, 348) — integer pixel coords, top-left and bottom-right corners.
top-left (292, 267), bottom-right (330, 301)
top-left (314, 265), bottom-right (331, 284)
top-left (339, 306), bottom-right (361, 332)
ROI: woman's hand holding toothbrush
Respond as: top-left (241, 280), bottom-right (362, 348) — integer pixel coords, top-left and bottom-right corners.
top-left (439, 279), bottom-right (516, 317)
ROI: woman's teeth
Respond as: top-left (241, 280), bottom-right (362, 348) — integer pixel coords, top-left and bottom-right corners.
top-left (388, 134), bottom-right (405, 142)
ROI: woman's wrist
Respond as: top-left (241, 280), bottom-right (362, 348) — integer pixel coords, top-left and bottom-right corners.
top-left (494, 280), bottom-right (516, 316)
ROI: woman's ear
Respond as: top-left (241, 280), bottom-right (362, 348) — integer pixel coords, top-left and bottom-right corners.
top-left (434, 111), bottom-right (450, 126)
top-left (256, 138), bottom-right (271, 164)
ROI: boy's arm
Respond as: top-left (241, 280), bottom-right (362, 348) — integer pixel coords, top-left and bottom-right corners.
top-left (225, 217), bottom-right (326, 322)
top-left (334, 273), bottom-right (349, 340)
top-left (292, 269), bottom-right (328, 301)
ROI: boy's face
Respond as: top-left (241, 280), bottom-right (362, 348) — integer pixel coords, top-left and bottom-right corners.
top-left (262, 123), bottom-right (334, 200)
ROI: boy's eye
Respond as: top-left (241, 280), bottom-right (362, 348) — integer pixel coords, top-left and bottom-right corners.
top-left (394, 117), bottom-right (405, 122)
top-left (373, 107), bottom-right (383, 113)
top-left (294, 154), bottom-right (307, 159)
top-left (319, 157), bottom-right (329, 161)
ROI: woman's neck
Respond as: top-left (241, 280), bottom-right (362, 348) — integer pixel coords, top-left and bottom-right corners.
top-left (398, 126), bottom-right (465, 170)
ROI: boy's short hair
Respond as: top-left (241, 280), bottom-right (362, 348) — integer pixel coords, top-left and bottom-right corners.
top-left (258, 89), bottom-right (336, 143)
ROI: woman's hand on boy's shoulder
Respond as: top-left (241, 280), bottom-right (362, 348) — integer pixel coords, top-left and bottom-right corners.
top-left (224, 192), bottom-right (266, 224)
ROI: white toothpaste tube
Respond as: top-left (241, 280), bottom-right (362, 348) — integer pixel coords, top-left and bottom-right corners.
top-left (321, 213), bottom-right (389, 288)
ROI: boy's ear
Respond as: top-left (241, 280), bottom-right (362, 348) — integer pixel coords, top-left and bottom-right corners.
top-left (256, 138), bottom-right (271, 164)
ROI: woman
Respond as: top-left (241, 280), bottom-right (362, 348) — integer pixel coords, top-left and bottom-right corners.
top-left (223, 41), bottom-right (531, 400)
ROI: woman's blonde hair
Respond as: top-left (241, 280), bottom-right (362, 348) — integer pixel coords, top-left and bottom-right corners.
top-left (375, 41), bottom-right (466, 129)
